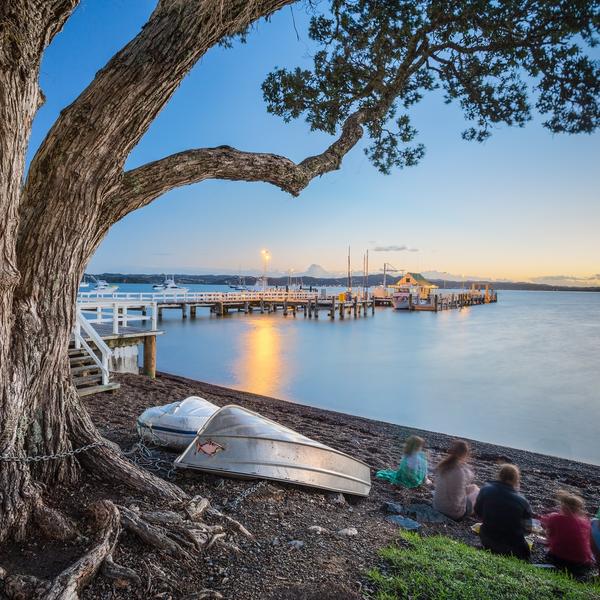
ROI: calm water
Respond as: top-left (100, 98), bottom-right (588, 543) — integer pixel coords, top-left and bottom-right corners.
top-left (113, 285), bottom-right (600, 465)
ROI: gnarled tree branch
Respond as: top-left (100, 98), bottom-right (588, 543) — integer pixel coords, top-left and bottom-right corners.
top-left (108, 110), bottom-right (366, 222)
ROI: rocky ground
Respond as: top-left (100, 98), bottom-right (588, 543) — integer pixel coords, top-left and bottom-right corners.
top-left (2, 372), bottom-right (599, 599)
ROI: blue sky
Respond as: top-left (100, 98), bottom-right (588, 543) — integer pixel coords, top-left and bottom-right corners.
top-left (31, 1), bottom-right (600, 284)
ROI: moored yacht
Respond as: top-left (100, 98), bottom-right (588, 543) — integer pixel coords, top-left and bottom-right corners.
top-left (153, 275), bottom-right (189, 293)
top-left (90, 276), bottom-right (118, 293)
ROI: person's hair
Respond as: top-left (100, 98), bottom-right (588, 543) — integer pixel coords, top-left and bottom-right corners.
top-left (498, 463), bottom-right (520, 487)
top-left (404, 435), bottom-right (425, 456)
top-left (437, 439), bottom-right (470, 474)
top-left (557, 490), bottom-right (586, 515)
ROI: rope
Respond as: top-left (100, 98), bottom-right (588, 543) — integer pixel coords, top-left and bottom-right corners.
top-left (124, 427), bottom-right (177, 480)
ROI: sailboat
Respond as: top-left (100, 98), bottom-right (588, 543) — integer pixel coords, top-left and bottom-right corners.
top-left (229, 274), bottom-right (249, 291)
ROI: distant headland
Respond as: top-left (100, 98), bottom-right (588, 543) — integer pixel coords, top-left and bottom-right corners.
top-left (86, 273), bottom-right (600, 292)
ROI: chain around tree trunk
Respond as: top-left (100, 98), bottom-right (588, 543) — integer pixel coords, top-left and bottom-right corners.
top-left (0, 440), bottom-right (107, 463)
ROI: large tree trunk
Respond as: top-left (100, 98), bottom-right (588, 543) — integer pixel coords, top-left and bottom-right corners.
top-left (1, 0), bottom-right (296, 546)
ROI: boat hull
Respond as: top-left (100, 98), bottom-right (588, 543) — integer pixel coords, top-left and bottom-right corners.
top-left (137, 396), bottom-right (219, 449)
top-left (174, 405), bottom-right (371, 497)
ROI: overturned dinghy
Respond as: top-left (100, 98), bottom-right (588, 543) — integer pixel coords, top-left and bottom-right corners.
top-left (137, 396), bottom-right (219, 450)
top-left (174, 405), bottom-right (371, 497)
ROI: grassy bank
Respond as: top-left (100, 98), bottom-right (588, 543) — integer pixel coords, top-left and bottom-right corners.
top-left (370, 532), bottom-right (600, 600)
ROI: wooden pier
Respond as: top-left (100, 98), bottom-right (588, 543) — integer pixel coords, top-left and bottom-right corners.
top-left (73, 287), bottom-right (497, 395)
top-left (79, 291), bottom-right (377, 321)
top-left (413, 290), bottom-right (497, 311)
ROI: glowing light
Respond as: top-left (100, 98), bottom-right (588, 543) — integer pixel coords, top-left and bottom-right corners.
top-left (233, 318), bottom-right (293, 398)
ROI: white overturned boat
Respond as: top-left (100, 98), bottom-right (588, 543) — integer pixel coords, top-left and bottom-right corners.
top-left (137, 396), bottom-right (219, 449)
top-left (174, 405), bottom-right (371, 497)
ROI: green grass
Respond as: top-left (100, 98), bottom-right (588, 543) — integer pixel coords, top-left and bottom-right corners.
top-left (369, 532), bottom-right (600, 600)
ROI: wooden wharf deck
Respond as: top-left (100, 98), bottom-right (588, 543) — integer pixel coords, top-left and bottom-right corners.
top-left (72, 289), bottom-right (496, 395)
top-left (78, 291), bottom-right (377, 320)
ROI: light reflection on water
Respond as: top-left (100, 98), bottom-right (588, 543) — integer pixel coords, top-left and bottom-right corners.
top-left (233, 317), bottom-right (291, 398)
top-left (118, 285), bottom-right (600, 465)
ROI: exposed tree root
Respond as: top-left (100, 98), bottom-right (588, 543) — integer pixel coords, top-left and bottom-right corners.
top-left (0, 570), bottom-right (51, 600)
top-left (44, 500), bottom-right (120, 600)
top-left (101, 554), bottom-right (142, 587)
top-left (1, 500), bottom-right (119, 600)
top-left (32, 497), bottom-right (81, 542)
top-left (0, 474), bottom-right (251, 599)
top-left (69, 404), bottom-right (188, 503)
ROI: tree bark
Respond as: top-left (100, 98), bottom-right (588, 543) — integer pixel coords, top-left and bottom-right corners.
top-left (1, 0), bottom-right (298, 546)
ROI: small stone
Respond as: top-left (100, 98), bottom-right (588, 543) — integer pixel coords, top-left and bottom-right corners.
top-left (383, 501), bottom-right (404, 514)
top-left (271, 537), bottom-right (281, 546)
top-left (328, 492), bottom-right (346, 505)
top-left (288, 539), bottom-right (305, 550)
top-left (407, 503), bottom-right (451, 524)
top-left (336, 527), bottom-right (358, 537)
top-left (307, 525), bottom-right (328, 535)
top-left (386, 515), bottom-right (420, 530)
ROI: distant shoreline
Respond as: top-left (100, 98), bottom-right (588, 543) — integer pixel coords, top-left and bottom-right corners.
top-left (86, 272), bottom-right (600, 293)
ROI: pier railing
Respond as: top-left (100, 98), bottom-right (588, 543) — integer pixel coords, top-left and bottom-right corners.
top-left (78, 290), bottom-right (321, 303)
top-left (77, 299), bottom-right (158, 334)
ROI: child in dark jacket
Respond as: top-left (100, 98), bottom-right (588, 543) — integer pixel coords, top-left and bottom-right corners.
top-left (474, 464), bottom-right (533, 560)
top-left (541, 491), bottom-right (594, 578)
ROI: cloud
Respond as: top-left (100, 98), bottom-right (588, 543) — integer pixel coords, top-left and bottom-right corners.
top-left (373, 244), bottom-right (419, 252)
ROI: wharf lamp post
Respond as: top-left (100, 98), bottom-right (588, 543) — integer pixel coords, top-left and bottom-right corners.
top-left (261, 249), bottom-right (271, 291)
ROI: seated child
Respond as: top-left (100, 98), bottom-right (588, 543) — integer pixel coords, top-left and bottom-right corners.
top-left (541, 491), bottom-right (594, 578)
top-left (474, 464), bottom-right (532, 560)
top-left (376, 435), bottom-right (428, 489)
top-left (433, 439), bottom-right (479, 520)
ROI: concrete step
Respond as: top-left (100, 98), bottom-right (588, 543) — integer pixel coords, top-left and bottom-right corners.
top-left (77, 382), bottom-right (121, 397)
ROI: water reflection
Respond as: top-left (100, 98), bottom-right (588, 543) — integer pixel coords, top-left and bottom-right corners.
top-left (233, 317), bottom-right (291, 398)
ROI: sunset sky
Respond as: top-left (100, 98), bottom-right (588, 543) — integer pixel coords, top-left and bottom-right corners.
top-left (30, 1), bottom-right (600, 285)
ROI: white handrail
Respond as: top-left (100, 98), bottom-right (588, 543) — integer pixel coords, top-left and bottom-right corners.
top-left (74, 308), bottom-right (112, 385)
top-left (77, 300), bottom-right (157, 335)
top-left (78, 290), bottom-right (326, 303)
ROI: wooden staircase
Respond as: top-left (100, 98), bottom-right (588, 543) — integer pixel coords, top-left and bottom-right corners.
top-left (70, 310), bottom-right (120, 396)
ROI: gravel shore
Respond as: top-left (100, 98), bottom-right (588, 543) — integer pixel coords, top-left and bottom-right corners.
top-left (82, 372), bottom-right (600, 599)
top-left (3, 372), bottom-right (597, 600)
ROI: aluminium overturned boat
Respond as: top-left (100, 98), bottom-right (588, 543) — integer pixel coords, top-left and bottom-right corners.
top-left (174, 405), bottom-right (371, 497)
top-left (137, 396), bottom-right (219, 449)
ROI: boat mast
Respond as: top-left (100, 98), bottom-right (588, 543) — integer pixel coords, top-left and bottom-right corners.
top-left (348, 246), bottom-right (353, 294)
top-left (366, 249), bottom-right (369, 297)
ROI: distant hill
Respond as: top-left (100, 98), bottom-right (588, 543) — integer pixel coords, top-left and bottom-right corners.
top-left (89, 273), bottom-right (600, 292)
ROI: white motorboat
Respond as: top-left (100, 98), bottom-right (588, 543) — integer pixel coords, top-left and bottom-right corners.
top-left (174, 405), bottom-right (372, 497)
top-left (90, 276), bottom-right (118, 293)
top-left (228, 275), bottom-right (249, 291)
top-left (153, 275), bottom-right (189, 293)
top-left (137, 396), bottom-right (220, 449)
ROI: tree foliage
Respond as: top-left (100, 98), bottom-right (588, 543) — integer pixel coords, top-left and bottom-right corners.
top-left (263, 0), bottom-right (600, 174)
